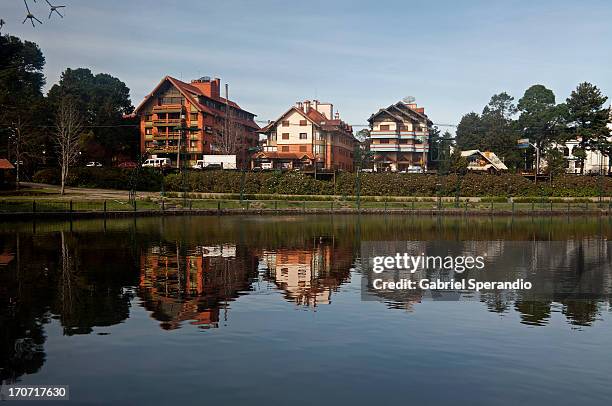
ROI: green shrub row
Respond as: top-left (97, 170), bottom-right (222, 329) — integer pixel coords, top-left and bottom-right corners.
top-left (165, 171), bottom-right (612, 197)
top-left (33, 168), bottom-right (612, 197)
top-left (33, 168), bottom-right (163, 191)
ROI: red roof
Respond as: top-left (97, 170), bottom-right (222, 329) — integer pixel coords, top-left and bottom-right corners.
top-left (134, 76), bottom-right (259, 130)
top-left (254, 151), bottom-right (314, 160)
top-left (0, 159), bottom-right (14, 170)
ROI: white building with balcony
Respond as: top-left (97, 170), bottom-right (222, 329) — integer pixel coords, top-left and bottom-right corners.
top-left (367, 100), bottom-right (433, 172)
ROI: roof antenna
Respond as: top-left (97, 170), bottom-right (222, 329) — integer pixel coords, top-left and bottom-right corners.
top-left (23, 0), bottom-right (43, 27)
top-left (45, 0), bottom-right (66, 19)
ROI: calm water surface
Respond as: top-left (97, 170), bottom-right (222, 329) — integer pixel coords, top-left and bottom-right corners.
top-left (1, 215), bottom-right (612, 405)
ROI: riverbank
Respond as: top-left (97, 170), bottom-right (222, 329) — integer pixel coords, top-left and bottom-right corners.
top-left (2, 183), bottom-right (612, 219)
top-left (1, 201), bottom-right (610, 220)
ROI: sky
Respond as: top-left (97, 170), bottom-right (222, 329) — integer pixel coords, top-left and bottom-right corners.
top-left (2, 0), bottom-right (611, 132)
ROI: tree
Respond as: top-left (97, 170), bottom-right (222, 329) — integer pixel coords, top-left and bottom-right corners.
top-left (354, 128), bottom-right (370, 142)
top-left (517, 85), bottom-right (566, 172)
top-left (543, 147), bottom-right (566, 178)
top-left (47, 68), bottom-right (135, 163)
top-left (455, 112), bottom-right (484, 151)
top-left (0, 35), bottom-right (47, 184)
top-left (480, 92), bottom-right (521, 170)
top-left (52, 98), bottom-right (84, 195)
top-left (565, 82), bottom-right (609, 174)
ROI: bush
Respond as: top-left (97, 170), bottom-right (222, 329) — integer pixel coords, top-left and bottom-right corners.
top-left (33, 167), bottom-right (163, 191)
top-left (34, 168), bottom-right (612, 197)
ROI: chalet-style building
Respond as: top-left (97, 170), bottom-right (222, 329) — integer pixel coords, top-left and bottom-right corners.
top-left (254, 100), bottom-right (357, 171)
top-left (367, 100), bottom-right (433, 172)
top-left (460, 150), bottom-right (508, 173)
top-left (134, 76), bottom-right (259, 168)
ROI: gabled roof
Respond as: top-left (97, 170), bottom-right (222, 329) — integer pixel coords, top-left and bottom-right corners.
top-left (0, 159), bottom-right (14, 170)
top-left (253, 151), bottom-right (314, 160)
top-left (368, 101), bottom-right (433, 125)
top-left (368, 108), bottom-right (404, 123)
top-left (460, 150), bottom-right (508, 171)
top-left (258, 106), bottom-right (328, 133)
top-left (134, 76), bottom-right (259, 129)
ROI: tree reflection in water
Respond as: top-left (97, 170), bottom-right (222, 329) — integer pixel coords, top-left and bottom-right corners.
top-left (1, 215), bottom-right (612, 383)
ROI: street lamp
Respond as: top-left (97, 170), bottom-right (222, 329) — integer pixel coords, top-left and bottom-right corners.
top-left (240, 147), bottom-right (261, 203)
top-left (129, 140), bottom-right (159, 206)
top-left (173, 114), bottom-right (200, 207)
top-left (517, 138), bottom-right (540, 184)
top-left (355, 150), bottom-right (374, 210)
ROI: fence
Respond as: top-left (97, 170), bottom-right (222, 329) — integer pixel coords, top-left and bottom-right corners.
top-left (0, 198), bottom-right (611, 215)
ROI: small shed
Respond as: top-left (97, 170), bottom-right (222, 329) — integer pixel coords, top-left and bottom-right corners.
top-left (0, 159), bottom-right (16, 189)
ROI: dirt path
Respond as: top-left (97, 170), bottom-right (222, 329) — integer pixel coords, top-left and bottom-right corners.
top-left (17, 182), bottom-right (161, 200)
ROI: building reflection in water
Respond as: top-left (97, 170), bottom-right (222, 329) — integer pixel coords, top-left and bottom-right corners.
top-left (139, 243), bottom-right (259, 330)
top-left (260, 236), bottom-right (352, 307)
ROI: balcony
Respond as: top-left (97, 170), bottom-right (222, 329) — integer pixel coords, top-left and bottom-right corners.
top-left (153, 133), bottom-right (181, 139)
top-left (153, 119), bottom-right (181, 127)
top-left (150, 146), bottom-right (179, 154)
top-left (152, 104), bottom-right (184, 113)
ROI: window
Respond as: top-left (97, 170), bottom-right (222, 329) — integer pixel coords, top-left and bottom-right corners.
top-left (281, 146), bottom-right (290, 152)
top-left (144, 114), bottom-right (152, 121)
top-left (299, 145), bottom-right (307, 152)
top-left (145, 128), bottom-right (152, 135)
top-left (282, 133), bottom-right (290, 140)
top-left (299, 133), bottom-right (307, 140)
top-left (190, 112), bottom-right (198, 121)
top-left (380, 125), bottom-right (390, 131)
top-left (299, 120), bottom-right (307, 126)
top-left (282, 120), bottom-right (289, 127)
top-left (380, 139), bottom-right (389, 144)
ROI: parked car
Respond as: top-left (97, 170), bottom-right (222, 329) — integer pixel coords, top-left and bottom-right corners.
top-left (118, 161), bottom-right (137, 169)
top-left (192, 161), bottom-right (223, 170)
top-left (405, 165), bottom-right (424, 174)
top-left (86, 161), bottom-right (102, 167)
top-left (142, 158), bottom-right (171, 168)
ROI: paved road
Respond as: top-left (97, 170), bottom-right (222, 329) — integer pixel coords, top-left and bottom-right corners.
top-left (18, 182), bottom-right (160, 200)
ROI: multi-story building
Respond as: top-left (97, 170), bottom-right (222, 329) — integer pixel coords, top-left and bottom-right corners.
top-left (134, 76), bottom-right (259, 168)
top-left (367, 100), bottom-right (433, 172)
top-left (556, 108), bottom-right (612, 174)
top-left (254, 100), bottom-right (357, 171)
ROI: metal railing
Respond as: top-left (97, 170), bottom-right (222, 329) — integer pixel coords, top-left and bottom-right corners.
top-left (0, 198), bottom-right (610, 215)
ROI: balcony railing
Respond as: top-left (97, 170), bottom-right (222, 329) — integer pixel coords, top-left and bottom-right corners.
top-left (152, 104), bottom-right (184, 113)
top-left (153, 119), bottom-right (182, 126)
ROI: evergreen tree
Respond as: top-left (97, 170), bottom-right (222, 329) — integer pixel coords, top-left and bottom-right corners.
top-left (565, 82), bottom-right (609, 173)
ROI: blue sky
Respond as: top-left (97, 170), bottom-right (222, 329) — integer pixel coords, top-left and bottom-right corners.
top-left (2, 0), bottom-right (611, 132)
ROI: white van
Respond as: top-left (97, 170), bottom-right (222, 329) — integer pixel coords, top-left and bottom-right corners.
top-left (142, 158), bottom-right (171, 168)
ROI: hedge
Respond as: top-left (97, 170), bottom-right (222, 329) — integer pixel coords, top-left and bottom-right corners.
top-left (33, 167), bottom-right (163, 191)
top-left (33, 168), bottom-right (612, 197)
top-left (164, 171), bottom-right (612, 197)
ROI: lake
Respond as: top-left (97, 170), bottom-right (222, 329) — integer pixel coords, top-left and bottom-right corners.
top-left (1, 215), bottom-right (611, 405)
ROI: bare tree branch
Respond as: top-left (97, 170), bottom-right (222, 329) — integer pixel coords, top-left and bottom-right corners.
top-left (52, 98), bottom-right (83, 195)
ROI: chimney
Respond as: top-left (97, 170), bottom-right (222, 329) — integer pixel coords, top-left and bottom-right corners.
top-left (296, 101), bottom-right (303, 109)
top-left (303, 100), bottom-right (311, 113)
top-left (334, 111), bottom-right (340, 120)
top-left (190, 76), bottom-right (220, 99)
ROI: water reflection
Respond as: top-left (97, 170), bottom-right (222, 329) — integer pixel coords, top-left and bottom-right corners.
top-left (1, 215), bottom-right (612, 385)
top-left (259, 236), bottom-right (352, 306)
top-left (139, 243), bottom-right (258, 329)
